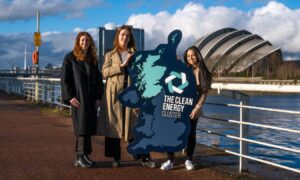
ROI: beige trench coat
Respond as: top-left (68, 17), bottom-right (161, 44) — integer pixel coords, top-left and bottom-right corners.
top-left (97, 48), bottom-right (137, 141)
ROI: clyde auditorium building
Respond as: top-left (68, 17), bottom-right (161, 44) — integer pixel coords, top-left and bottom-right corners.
top-left (194, 28), bottom-right (283, 77)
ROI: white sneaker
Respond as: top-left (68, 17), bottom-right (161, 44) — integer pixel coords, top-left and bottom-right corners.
top-left (185, 160), bottom-right (195, 170)
top-left (160, 160), bottom-right (174, 170)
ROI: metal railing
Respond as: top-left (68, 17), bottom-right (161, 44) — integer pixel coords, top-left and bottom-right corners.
top-left (213, 77), bottom-right (300, 85)
top-left (204, 84), bottom-right (300, 174)
top-left (0, 77), bottom-right (69, 109)
top-left (0, 77), bottom-right (300, 174)
top-left (0, 69), bottom-right (61, 77)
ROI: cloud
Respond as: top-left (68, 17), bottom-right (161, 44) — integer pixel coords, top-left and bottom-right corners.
top-left (103, 22), bottom-right (118, 30)
top-left (73, 27), bottom-right (85, 33)
top-left (42, 31), bottom-right (76, 53)
top-left (0, 0), bottom-right (104, 21)
top-left (0, 32), bottom-right (70, 69)
top-left (0, 33), bottom-right (35, 68)
top-left (1, 1), bottom-right (300, 69)
top-left (0, 27), bottom-right (101, 69)
top-left (126, 2), bottom-right (246, 54)
top-left (86, 28), bottom-right (98, 38)
top-left (64, 11), bottom-right (85, 20)
top-left (246, 1), bottom-right (300, 53)
top-left (126, 1), bottom-right (300, 59)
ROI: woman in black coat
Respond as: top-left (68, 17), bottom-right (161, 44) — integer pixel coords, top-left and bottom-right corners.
top-left (61, 32), bottom-right (104, 168)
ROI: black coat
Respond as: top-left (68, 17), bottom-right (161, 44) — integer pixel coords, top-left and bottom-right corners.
top-left (61, 52), bottom-right (104, 136)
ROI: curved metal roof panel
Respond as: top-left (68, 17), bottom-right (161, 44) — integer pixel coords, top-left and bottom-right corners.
top-left (194, 28), bottom-right (236, 50)
top-left (194, 27), bottom-right (282, 73)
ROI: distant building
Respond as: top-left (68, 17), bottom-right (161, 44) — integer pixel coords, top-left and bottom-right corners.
top-left (194, 27), bottom-right (283, 78)
top-left (98, 26), bottom-right (145, 68)
top-left (277, 60), bottom-right (300, 79)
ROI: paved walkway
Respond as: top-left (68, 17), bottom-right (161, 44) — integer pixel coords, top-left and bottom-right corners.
top-left (0, 91), bottom-right (297, 180)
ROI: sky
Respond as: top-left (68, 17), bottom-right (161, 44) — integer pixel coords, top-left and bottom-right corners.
top-left (0, 0), bottom-right (300, 69)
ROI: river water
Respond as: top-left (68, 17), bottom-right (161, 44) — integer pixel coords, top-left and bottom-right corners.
top-left (198, 94), bottom-right (300, 169)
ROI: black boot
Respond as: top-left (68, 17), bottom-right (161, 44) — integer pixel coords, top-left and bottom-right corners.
top-left (74, 154), bottom-right (92, 168)
top-left (83, 154), bottom-right (95, 166)
top-left (141, 157), bottom-right (157, 168)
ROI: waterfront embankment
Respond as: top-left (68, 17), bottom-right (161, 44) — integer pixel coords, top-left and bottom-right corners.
top-left (0, 91), bottom-right (299, 179)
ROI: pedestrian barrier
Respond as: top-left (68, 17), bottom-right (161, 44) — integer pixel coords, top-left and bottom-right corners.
top-left (0, 77), bottom-right (299, 174)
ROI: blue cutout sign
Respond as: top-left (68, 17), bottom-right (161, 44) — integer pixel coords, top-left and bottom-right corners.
top-left (118, 30), bottom-right (197, 155)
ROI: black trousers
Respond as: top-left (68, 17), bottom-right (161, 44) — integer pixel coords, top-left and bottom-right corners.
top-left (105, 137), bottom-right (151, 161)
top-left (168, 118), bottom-right (198, 161)
top-left (75, 136), bottom-right (92, 155)
top-left (105, 137), bottom-right (121, 160)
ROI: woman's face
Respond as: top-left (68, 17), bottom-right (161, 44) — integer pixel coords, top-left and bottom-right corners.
top-left (79, 35), bottom-right (90, 51)
top-left (186, 49), bottom-right (198, 67)
top-left (118, 29), bottom-right (130, 49)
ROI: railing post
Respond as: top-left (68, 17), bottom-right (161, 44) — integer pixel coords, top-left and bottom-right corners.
top-left (24, 81), bottom-right (29, 100)
top-left (11, 79), bottom-right (15, 94)
top-left (239, 97), bottom-right (249, 173)
top-left (60, 94), bottom-right (63, 111)
top-left (220, 90), bottom-right (249, 173)
top-left (13, 79), bottom-right (17, 94)
top-left (20, 80), bottom-right (25, 97)
top-left (239, 101), bottom-right (243, 172)
top-left (6, 79), bottom-right (11, 95)
top-left (17, 80), bottom-right (20, 95)
top-left (30, 81), bottom-right (34, 101)
top-left (29, 81), bottom-right (33, 101)
top-left (50, 82), bottom-right (55, 108)
top-left (35, 79), bottom-right (39, 102)
top-left (9, 79), bottom-right (12, 95)
top-left (42, 82), bottom-right (47, 105)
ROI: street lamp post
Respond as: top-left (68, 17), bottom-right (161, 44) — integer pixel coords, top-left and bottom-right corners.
top-left (33, 11), bottom-right (41, 77)
top-left (32, 11), bottom-right (41, 101)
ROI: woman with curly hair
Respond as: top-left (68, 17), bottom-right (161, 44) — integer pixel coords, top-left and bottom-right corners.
top-left (61, 32), bottom-right (104, 168)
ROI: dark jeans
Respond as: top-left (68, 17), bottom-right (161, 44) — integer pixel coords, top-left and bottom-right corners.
top-left (75, 136), bottom-right (92, 155)
top-left (168, 118), bottom-right (198, 161)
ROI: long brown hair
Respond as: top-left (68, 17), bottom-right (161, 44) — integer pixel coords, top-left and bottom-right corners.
top-left (73, 32), bottom-right (98, 65)
top-left (183, 46), bottom-right (212, 93)
top-left (113, 25), bottom-right (136, 51)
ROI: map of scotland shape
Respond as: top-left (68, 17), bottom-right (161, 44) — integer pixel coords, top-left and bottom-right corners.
top-left (118, 30), bottom-right (197, 155)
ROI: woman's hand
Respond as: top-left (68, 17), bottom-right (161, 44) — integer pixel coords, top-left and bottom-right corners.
top-left (133, 108), bottom-right (140, 115)
top-left (120, 53), bottom-right (133, 68)
top-left (69, 97), bottom-right (80, 108)
top-left (189, 106), bottom-right (201, 119)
